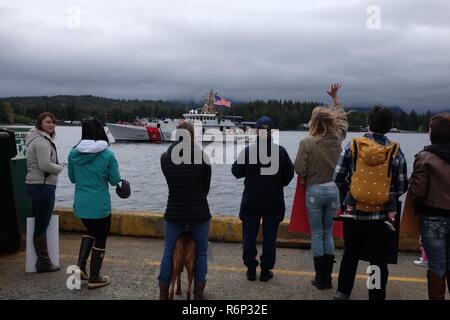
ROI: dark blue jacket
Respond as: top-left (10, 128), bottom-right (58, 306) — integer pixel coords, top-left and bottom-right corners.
top-left (232, 138), bottom-right (294, 219)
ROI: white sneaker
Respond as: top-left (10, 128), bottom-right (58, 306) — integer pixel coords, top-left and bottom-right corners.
top-left (413, 258), bottom-right (428, 267)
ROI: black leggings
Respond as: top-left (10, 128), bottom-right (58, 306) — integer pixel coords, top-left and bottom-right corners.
top-left (81, 215), bottom-right (111, 249)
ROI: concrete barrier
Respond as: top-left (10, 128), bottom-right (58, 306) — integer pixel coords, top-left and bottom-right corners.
top-left (54, 207), bottom-right (419, 251)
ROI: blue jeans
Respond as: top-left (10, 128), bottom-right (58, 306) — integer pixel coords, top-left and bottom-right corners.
top-left (421, 215), bottom-right (450, 277)
top-left (241, 214), bottom-right (281, 270)
top-left (159, 220), bottom-right (210, 283)
top-left (306, 185), bottom-right (339, 257)
top-left (25, 184), bottom-right (56, 237)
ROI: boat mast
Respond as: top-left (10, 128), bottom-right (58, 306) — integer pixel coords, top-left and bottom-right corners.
top-left (201, 89), bottom-right (217, 114)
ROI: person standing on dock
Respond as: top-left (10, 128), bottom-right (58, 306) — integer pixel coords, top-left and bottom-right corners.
top-left (68, 118), bottom-right (122, 289)
top-left (333, 106), bottom-right (408, 300)
top-left (293, 84), bottom-right (347, 290)
top-left (409, 113), bottom-right (450, 300)
top-left (25, 112), bottom-right (64, 273)
top-left (158, 120), bottom-right (212, 300)
top-left (232, 116), bottom-right (294, 282)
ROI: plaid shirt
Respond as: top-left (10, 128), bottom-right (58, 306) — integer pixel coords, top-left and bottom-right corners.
top-left (333, 133), bottom-right (408, 220)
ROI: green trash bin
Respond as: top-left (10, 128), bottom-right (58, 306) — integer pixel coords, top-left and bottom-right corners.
top-left (0, 127), bottom-right (32, 252)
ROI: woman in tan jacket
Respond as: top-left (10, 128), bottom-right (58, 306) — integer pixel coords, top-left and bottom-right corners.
top-left (409, 113), bottom-right (450, 300)
top-left (294, 84), bottom-right (347, 290)
top-left (26, 112), bottom-right (64, 273)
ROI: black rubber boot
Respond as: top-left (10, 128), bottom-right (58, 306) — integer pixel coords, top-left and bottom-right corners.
top-left (259, 268), bottom-right (274, 282)
top-left (323, 254), bottom-right (335, 289)
top-left (193, 281), bottom-right (207, 300)
top-left (312, 256), bottom-right (325, 289)
top-left (246, 268), bottom-right (256, 281)
top-left (33, 233), bottom-right (60, 273)
top-left (77, 235), bottom-right (95, 281)
top-left (88, 247), bottom-right (111, 289)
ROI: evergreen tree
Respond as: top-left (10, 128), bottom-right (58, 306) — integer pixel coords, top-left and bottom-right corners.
top-left (0, 102), bottom-right (14, 124)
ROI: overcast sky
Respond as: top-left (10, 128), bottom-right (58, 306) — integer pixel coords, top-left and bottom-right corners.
top-left (1, 0), bottom-right (449, 111)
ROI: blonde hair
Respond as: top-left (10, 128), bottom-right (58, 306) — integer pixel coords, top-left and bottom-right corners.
top-left (308, 107), bottom-right (339, 137)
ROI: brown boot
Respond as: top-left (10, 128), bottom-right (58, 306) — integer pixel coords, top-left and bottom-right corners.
top-left (159, 281), bottom-right (170, 300)
top-left (33, 233), bottom-right (60, 273)
top-left (193, 281), bottom-right (207, 300)
top-left (427, 270), bottom-right (446, 300)
top-left (447, 272), bottom-right (450, 295)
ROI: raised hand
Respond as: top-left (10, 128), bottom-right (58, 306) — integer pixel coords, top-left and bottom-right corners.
top-left (327, 83), bottom-right (342, 98)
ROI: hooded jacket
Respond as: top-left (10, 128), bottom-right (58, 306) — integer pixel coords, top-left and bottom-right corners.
top-left (68, 140), bottom-right (121, 219)
top-left (25, 127), bottom-right (63, 186)
top-left (409, 144), bottom-right (450, 215)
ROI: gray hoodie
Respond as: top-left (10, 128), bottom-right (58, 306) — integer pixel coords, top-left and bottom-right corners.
top-left (25, 127), bottom-right (63, 185)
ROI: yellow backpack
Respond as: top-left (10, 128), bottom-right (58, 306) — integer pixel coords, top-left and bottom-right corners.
top-left (350, 137), bottom-right (399, 212)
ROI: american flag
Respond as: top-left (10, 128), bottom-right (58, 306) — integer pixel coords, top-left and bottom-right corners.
top-left (214, 95), bottom-right (232, 108)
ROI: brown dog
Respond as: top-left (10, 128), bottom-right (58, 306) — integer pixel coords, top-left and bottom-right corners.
top-left (169, 232), bottom-right (196, 300)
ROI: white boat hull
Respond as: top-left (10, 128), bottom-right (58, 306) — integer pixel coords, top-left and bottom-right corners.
top-left (107, 122), bottom-right (258, 143)
top-left (106, 123), bottom-right (151, 142)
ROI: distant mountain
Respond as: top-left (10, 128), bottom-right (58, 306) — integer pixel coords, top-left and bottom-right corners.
top-left (0, 95), bottom-right (185, 107)
top-left (346, 105), bottom-right (405, 114)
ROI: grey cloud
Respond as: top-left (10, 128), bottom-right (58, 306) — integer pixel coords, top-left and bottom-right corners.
top-left (0, 0), bottom-right (449, 111)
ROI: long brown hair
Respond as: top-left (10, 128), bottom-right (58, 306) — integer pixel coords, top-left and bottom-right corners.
top-left (35, 112), bottom-right (57, 138)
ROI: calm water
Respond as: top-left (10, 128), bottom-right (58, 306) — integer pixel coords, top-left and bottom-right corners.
top-left (53, 127), bottom-right (429, 217)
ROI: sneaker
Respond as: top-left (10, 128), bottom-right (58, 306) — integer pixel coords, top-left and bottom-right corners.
top-left (259, 269), bottom-right (273, 282)
top-left (413, 258), bottom-right (429, 267)
top-left (384, 219), bottom-right (396, 232)
top-left (246, 268), bottom-right (256, 281)
top-left (334, 290), bottom-right (350, 300)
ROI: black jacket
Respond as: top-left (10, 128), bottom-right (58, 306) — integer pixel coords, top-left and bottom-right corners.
top-left (232, 138), bottom-right (294, 219)
top-left (161, 141), bottom-right (211, 224)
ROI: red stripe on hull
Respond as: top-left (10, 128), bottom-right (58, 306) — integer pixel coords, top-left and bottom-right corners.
top-left (146, 126), bottom-right (162, 142)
